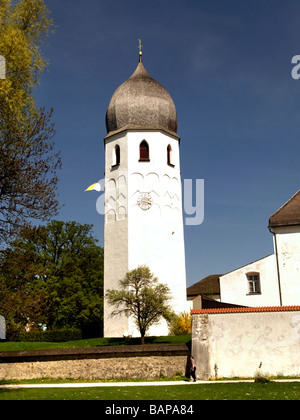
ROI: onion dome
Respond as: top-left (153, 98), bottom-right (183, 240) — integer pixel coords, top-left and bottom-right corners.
top-left (105, 55), bottom-right (178, 138)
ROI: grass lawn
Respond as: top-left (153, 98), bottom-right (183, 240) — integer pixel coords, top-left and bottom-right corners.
top-left (1, 336), bottom-right (299, 400)
top-left (0, 335), bottom-right (191, 352)
top-left (0, 382), bottom-right (300, 400)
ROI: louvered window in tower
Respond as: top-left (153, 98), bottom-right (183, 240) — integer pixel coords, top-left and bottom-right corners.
top-left (115, 145), bottom-right (120, 165)
top-left (112, 144), bottom-right (120, 167)
top-left (139, 140), bottom-right (150, 161)
top-left (167, 144), bottom-right (175, 167)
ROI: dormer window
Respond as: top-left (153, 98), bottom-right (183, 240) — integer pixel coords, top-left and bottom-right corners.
top-left (246, 272), bottom-right (261, 294)
top-left (167, 144), bottom-right (175, 167)
top-left (139, 140), bottom-right (150, 161)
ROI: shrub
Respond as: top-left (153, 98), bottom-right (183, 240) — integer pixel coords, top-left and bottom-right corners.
top-left (254, 376), bottom-right (272, 384)
top-left (169, 312), bottom-right (191, 335)
top-left (16, 328), bottom-right (82, 342)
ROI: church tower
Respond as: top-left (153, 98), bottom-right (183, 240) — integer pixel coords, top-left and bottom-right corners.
top-left (104, 47), bottom-right (187, 337)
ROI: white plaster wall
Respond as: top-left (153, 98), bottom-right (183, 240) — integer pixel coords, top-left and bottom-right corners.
top-left (104, 133), bottom-right (130, 337)
top-left (104, 130), bottom-right (188, 337)
top-left (192, 311), bottom-right (300, 379)
top-left (219, 255), bottom-right (280, 307)
top-left (127, 131), bottom-right (188, 336)
top-left (273, 227), bottom-right (300, 305)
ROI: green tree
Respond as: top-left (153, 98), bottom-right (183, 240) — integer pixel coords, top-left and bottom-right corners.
top-left (0, 221), bottom-right (104, 339)
top-left (0, 0), bottom-right (61, 244)
top-left (106, 265), bottom-right (174, 345)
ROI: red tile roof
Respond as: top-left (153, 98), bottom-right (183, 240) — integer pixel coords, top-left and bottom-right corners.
top-left (191, 305), bottom-right (300, 314)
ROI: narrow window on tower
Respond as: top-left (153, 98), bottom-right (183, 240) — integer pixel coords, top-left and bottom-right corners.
top-left (167, 144), bottom-right (175, 167)
top-left (139, 140), bottom-right (150, 162)
top-left (112, 144), bottom-right (120, 167)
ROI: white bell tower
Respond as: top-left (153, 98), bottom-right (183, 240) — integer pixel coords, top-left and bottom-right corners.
top-left (104, 47), bottom-right (187, 337)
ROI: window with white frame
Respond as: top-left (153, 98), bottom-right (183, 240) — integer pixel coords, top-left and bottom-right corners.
top-left (246, 272), bottom-right (261, 294)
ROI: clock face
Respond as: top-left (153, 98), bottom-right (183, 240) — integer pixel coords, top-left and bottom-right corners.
top-left (137, 193), bottom-right (152, 210)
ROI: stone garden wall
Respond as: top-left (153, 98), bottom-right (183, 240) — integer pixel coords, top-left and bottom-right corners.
top-left (0, 344), bottom-right (190, 381)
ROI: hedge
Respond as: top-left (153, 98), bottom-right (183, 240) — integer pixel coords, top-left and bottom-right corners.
top-left (16, 328), bottom-right (82, 342)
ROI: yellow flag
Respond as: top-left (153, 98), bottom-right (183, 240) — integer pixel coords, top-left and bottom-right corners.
top-left (85, 182), bottom-right (101, 192)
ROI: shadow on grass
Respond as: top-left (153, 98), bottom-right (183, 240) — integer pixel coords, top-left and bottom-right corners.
top-left (94, 335), bottom-right (191, 347)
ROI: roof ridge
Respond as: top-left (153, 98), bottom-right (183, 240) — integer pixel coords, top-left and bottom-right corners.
top-left (220, 254), bottom-right (274, 277)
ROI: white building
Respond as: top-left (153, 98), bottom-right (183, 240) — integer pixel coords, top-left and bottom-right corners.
top-left (219, 190), bottom-right (300, 307)
top-left (103, 51), bottom-right (188, 337)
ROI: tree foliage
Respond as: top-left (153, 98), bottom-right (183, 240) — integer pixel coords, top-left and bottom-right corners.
top-left (106, 265), bottom-right (174, 344)
top-left (168, 311), bottom-right (191, 335)
top-left (0, 221), bottom-right (104, 339)
top-left (0, 0), bottom-right (53, 113)
top-left (0, 0), bottom-right (61, 244)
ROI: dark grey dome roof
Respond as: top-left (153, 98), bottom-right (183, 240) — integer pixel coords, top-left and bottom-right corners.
top-left (106, 60), bottom-right (178, 138)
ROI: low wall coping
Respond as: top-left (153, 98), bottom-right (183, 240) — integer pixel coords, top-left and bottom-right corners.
top-left (0, 343), bottom-right (190, 364)
top-left (191, 305), bottom-right (300, 315)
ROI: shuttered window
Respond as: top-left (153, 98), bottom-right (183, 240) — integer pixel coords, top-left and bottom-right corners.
top-left (167, 144), bottom-right (175, 167)
top-left (139, 140), bottom-right (150, 161)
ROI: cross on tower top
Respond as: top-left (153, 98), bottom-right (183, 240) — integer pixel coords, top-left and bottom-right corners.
top-left (138, 39), bottom-right (143, 61)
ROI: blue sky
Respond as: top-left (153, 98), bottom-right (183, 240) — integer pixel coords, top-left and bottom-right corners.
top-left (37, 0), bottom-right (300, 287)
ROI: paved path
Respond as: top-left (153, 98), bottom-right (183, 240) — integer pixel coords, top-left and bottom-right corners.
top-left (1, 379), bottom-right (300, 389)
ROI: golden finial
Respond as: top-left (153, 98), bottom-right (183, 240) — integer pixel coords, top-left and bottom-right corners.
top-left (138, 38), bottom-right (143, 62)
